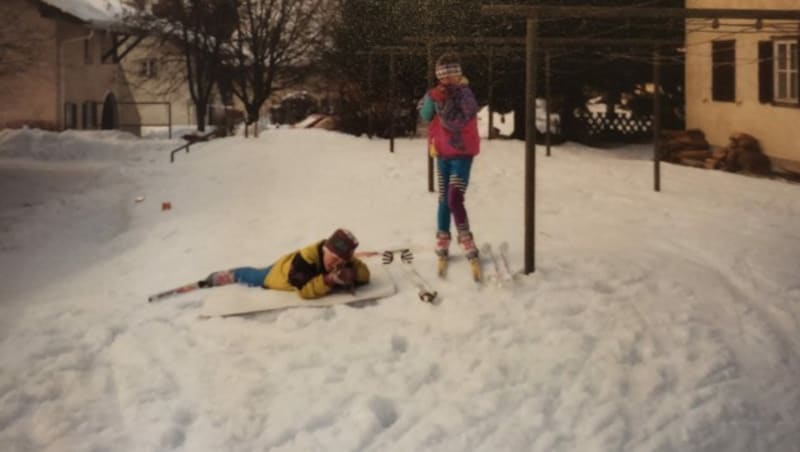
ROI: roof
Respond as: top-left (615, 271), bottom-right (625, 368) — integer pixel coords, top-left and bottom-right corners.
top-left (39, 0), bottom-right (131, 27)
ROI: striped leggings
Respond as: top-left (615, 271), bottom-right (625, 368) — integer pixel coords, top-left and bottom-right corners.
top-left (436, 157), bottom-right (473, 234)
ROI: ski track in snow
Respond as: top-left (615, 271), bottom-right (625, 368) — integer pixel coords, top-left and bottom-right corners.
top-left (1, 128), bottom-right (799, 452)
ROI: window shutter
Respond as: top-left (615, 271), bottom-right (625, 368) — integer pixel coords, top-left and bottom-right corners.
top-left (758, 41), bottom-right (773, 103)
top-left (712, 40), bottom-right (736, 102)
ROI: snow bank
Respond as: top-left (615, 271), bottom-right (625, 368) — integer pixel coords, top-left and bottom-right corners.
top-left (0, 128), bottom-right (170, 161)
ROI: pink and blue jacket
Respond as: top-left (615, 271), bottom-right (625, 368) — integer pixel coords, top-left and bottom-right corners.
top-left (419, 80), bottom-right (480, 159)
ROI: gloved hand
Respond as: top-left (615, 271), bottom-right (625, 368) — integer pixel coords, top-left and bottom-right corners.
top-left (323, 265), bottom-right (356, 288)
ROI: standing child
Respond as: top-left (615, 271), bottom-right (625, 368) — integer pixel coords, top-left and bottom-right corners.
top-left (419, 53), bottom-right (481, 280)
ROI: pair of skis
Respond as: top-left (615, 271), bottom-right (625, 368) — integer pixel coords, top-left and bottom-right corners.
top-left (481, 242), bottom-right (517, 288)
top-left (148, 279), bottom-right (211, 302)
top-left (437, 253), bottom-right (482, 283)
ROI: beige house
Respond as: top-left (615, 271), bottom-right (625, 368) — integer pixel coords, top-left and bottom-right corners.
top-left (685, 0), bottom-right (800, 172)
top-left (0, 0), bottom-right (202, 136)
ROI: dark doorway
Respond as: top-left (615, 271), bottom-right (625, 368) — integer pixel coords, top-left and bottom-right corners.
top-left (101, 92), bottom-right (118, 130)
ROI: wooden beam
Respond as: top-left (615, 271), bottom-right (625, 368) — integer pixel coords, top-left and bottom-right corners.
top-left (481, 5), bottom-right (800, 21)
top-left (115, 35), bottom-right (145, 62)
top-left (101, 34), bottom-right (129, 63)
top-left (404, 36), bottom-right (683, 48)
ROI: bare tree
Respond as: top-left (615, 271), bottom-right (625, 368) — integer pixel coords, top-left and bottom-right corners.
top-left (226, 0), bottom-right (336, 135)
top-left (131, 0), bottom-right (238, 131)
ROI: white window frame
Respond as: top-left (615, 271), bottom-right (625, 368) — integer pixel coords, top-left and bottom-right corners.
top-left (139, 58), bottom-right (158, 78)
top-left (774, 39), bottom-right (798, 103)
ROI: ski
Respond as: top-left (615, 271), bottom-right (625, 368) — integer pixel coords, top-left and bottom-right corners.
top-left (481, 243), bottom-right (503, 287)
top-left (437, 255), bottom-right (448, 278)
top-left (148, 280), bottom-right (211, 302)
top-left (498, 242), bottom-right (517, 284)
top-left (382, 249), bottom-right (438, 303)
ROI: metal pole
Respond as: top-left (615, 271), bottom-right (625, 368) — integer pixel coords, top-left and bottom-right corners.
top-left (653, 47), bottom-right (661, 192)
top-left (367, 51), bottom-right (374, 138)
top-left (427, 44), bottom-right (435, 192)
top-left (524, 17), bottom-right (538, 274)
top-left (488, 47), bottom-right (494, 140)
top-left (390, 52), bottom-right (395, 153)
top-left (167, 102), bottom-right (172, 139)
top-left (545, 50), bottom-right (551, 157)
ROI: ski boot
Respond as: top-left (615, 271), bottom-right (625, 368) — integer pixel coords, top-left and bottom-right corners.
top-left (203, 270), bottom-right (235, 287)
top-left (458, 230), bottom-right (482, 283)
top-left (435, 231), bottom-right (451, 278)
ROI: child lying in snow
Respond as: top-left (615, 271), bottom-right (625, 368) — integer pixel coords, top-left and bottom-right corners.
top-left (201, 228), bottom-right (370, 299)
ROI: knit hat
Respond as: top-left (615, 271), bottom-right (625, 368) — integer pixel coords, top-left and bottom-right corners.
top-left (325, 228), bottom-right (359, 260)
top-left (435, 63), bottom-right (462, 81)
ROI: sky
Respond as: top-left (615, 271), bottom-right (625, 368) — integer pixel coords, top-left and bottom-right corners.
top-left (0, 120), bottom-right (799, 452)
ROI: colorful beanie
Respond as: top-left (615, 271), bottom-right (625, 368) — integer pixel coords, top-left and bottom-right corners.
top-left (325, 228), bottom-right (359, 260)
top-left (435, 63), bottom-right (462, 81)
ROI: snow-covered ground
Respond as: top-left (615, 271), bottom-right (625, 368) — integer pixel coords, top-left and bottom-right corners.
top-left (1, 127), bottom-right (799, 452)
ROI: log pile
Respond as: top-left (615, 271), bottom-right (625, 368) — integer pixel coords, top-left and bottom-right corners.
top-left (659, 129), bottom-right (711, 168)
top-left (660, 130), bottom-right (772, 176)
top-left (718, 133), bottom-right (772, 175)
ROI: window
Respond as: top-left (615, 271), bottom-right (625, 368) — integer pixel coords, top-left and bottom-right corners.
top-left (82, 101), bottom-right (98, 129)
top-left (774, 40), bottom-right (798, 103)
top-left (84, 38), bottom-right (93, 64)
top-left (139, 59), bottom-right (158, 78)
top-left (64, 103), bottom-right (77, 129)
top-left (712, 40), bottom-right (736, 102)
top-left (758, 41), bottom-right (773, 103)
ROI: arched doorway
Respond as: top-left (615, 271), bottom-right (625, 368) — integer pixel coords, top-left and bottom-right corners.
top-left (101, 92), bottom-right (118, 130)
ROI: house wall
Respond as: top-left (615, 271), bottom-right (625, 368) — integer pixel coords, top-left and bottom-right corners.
top-left (60, 26), bottom-right (124, 128)
top-left (685, 0), bottom-right (800, 171)
top-left (1, 1), bottom-right (236, 136)
top-left (0, 0), bottom-right (59, 129)
top-left (117, 38), bottom-right (197, 131)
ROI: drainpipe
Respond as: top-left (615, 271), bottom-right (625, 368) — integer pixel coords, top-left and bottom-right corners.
top-left (58, 28), bottom-right (94, 130)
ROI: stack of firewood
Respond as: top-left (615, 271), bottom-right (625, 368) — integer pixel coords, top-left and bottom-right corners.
top-left (712, 133), bottom-right (772, 175)
top-left (660, 130), bottom-right (772, 176)
top-left (658, 129), bottom-right (711, 167)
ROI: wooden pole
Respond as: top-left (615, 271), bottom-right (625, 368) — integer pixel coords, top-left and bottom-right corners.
top-left (653, 47), bottom-right (661, 192)
top-left (367, 51), bottom-right (374, 138)
top-left (481, 5), bottom-right (800, 21)
top-left (389, 52), bottom-right (395, 153)
top-left (427, 44), bottom-right (434, 192)
top-left (524, 17), bottom-right (538, 274)
top-left (167, 102), bottom-right (172, 139)
top-left (545, 50), bottom-right (551, 157)
top-left (488, 47), bottom-right (494, 140)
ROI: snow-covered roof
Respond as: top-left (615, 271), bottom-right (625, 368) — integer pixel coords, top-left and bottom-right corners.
top-left (40, 0), bottom-right (132, 27)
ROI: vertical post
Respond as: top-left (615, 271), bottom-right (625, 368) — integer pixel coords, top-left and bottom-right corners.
top-left (389, 51), bottom-right (396, 153)
top-left (367, 51), bottom-right (374, 138)
top-left (167, 102), bottom-right (172, 139)
top-left (545, 50), bottom-right (552, 157)
top-left (487, 47), bottom-right (494, 140)
top-left (653, 46), bottom-right (661, 192)
top-left (524, 17), bottom-right (538, 274)
top-left (427, 44), bottom-right (435, 192)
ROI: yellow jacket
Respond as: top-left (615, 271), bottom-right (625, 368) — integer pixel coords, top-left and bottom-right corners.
top-left (264, 240), bottom-right (370, 299)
